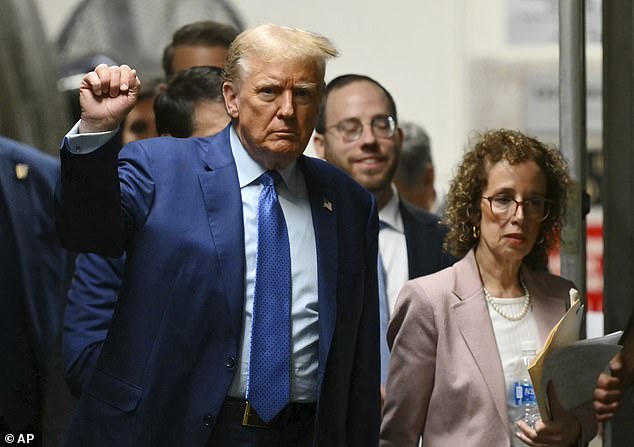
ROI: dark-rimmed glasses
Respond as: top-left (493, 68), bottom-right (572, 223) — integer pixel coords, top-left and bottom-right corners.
top-left (326, 115), bottom-right (396, 143)
top-left (482, 195), bottom-right (551, 222)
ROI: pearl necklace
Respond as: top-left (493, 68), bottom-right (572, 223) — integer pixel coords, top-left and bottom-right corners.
top-left (483, 280), bottom-right (531, 321)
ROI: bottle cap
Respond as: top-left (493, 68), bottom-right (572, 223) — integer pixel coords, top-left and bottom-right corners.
top-left (520, 340), bottom-right (537, 352)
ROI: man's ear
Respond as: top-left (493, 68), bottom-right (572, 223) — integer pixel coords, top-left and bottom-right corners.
top-left (312, 133), bottom-right (326, 159)
top-left (222, 81), bottom-right (239, 118)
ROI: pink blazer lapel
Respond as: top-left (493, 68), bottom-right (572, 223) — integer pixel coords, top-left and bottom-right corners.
top-left (451, 250), bottom-right (509, 429)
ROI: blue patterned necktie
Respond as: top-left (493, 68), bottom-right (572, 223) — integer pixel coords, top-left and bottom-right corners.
top-left (378, 221), bottom-right (390, 384)
top-left (247, 170), bottom-right (291, 423)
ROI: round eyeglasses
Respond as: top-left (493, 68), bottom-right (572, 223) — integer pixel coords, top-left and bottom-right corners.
top-left (326, 115), bottom-right (396, 143)
top-left (482, 195), bottom-right (551, 222)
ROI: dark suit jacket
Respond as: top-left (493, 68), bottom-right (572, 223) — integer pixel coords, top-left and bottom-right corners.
top-left (56, 126), bottom-right (380, 447)
top-left (399, 200), bottom-right (455, 280)
top-left (0, 137), bottom-right (69, 433)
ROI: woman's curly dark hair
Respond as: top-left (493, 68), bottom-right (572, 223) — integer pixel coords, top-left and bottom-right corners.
top-left (443, 129), bottom-right (573, 269)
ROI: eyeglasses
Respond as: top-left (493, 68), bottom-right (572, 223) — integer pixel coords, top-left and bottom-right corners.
top-left (326, 115), bottom-right (396, 143)
top-left (481, 195), bottom-right (551, 222)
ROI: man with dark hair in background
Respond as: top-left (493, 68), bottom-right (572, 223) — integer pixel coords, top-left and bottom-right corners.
top-left (162, 20), bottom-right (239, 77)
top-left (313, 74), bottom-right (454, 403)
top-left (393, 121), bottom-right (436, 212)
top-left (154, 66), bottom-right (229, 138)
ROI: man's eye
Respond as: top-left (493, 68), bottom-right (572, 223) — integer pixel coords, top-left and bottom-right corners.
top-left (338, 119), bottom-right (361, 133)
top-left (258, 87), bottom-right (277, 98)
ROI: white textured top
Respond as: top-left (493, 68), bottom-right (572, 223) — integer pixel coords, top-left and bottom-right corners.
top-left (486, 294), bottom-right (541, 443)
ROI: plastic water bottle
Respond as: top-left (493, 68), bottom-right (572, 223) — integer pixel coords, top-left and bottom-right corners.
top-left (513, 341), bottom-right (540, 428)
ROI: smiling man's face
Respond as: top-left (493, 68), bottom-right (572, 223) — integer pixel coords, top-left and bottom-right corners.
top-left (313, 80), bottom-right (402, 196)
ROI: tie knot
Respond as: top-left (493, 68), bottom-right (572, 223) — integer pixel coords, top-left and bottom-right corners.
top-left (260, 170), bottom-right (282, 187)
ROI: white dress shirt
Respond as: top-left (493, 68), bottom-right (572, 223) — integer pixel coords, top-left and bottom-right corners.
top-left (378, 185), bottom-right (409, 315)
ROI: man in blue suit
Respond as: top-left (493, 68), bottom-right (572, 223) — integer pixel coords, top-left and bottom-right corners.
top-left (0, 137), bottom-right (70, 444)
top-left (313, 74), bottom-right (455, 400)
top-left (56, 24), bottom-right (380, 447)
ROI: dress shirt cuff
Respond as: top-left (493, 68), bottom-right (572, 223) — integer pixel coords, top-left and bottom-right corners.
top-left (62, 120), bottom-right (120, 154)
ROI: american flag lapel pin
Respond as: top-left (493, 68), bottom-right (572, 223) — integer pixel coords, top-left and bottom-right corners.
top-left (15, 163), bottom-right (29, 180)
top-left (322, 198), bottom-right (333, 212)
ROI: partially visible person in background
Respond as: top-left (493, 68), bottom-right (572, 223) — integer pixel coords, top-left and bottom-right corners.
top-left (63, 65), bottom-right (229, 393)
top-left (162, 20), bottom-right (238, 77)
top-left (120, 78), bottom-right (163, 145)
top-left (0, 136), bottom-right (70, 446)
top-left (154, 65), bottom-right (229, 138)
top-left (380, 129), bottom-right (597, 446)
top-left (393, 121), bottom-right (436, 212)
top-left (593, 311), bottom-right (634, 422)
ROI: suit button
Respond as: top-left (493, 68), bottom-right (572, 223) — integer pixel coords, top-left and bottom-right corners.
top-left (225, 356), bottom-right (236, 369)
top-left (203, 414), bottom-right (214, 427)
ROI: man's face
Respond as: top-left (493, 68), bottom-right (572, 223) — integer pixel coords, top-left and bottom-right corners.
top-left (171, 45), bottom-right (228, 74)
top-left (313, 81), bottom-right (402, 195)
top-left (223, 56), bottom-right (323, 170)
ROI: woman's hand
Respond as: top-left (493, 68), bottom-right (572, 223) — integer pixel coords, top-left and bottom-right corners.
top-left (515, 382), bottom-right (581, 447)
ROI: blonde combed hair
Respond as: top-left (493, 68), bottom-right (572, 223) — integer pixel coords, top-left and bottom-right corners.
top-left (223, 24), bottom-right (338, 88)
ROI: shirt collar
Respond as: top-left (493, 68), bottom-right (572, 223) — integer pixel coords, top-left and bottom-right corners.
top-left (378, 183), bottom-right (404, 233)
top-left (229, 124), bottom-right (302, 196)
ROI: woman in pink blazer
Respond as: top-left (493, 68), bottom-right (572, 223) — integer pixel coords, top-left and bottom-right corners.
top-left (381, 129), bottom-right (597, 447)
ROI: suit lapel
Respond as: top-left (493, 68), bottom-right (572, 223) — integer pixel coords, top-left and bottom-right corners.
top-left (400, 201), bottom-right (425, 279)
top-left (451, 251), bottom-right (508, 428)
top-left (198, 128), bottom-right (245, 320)
top-left (299, 156), bottom-right (338, 382)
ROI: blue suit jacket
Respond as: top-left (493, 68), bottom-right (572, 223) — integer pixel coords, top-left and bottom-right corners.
top-left (56, 126), bottom-right (380, 447)
top-left (0, 137), bottom-right (70, 429)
